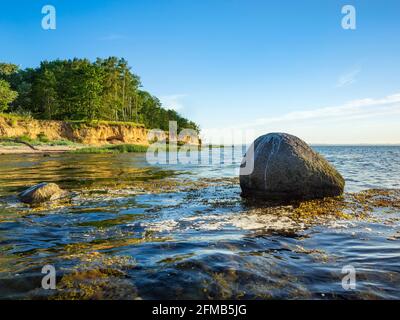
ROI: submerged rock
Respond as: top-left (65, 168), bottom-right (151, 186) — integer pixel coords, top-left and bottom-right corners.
top-left (240, 133), bottom-right (345, 201)
top-left (19, 182), bottom-right (67, 204)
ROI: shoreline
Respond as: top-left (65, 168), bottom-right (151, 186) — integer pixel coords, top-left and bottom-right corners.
top-left (0, 145), bottom-right (84, 155)
top-left (1, 143), bottom-right (399, 155)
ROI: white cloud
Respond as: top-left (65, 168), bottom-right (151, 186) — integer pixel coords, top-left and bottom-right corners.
top-left (160, 94), bottom-right (187, 111)
top-left (336, 68), bottom-right (361, 87)
top-left (236, 93), bottom-right (400, 128)
top-left (202, 92), bottom-right (400, 145)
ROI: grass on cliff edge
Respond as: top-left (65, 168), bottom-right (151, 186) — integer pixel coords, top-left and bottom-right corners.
top-left (0, 113), bottom-right (145, 128)
top-left (0, 113), bottom-right (32, 121)
top-left (66, 119), bottom-right (145, 129)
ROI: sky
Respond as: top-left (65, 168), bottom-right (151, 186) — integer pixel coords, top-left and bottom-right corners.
top-left (1, 0), bottom-right (400, 144)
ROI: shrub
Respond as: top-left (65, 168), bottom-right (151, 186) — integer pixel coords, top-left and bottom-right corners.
top-left (71, 144), bottom-right (148, 154)
top-left (37, 132), bottom-right (50, 143)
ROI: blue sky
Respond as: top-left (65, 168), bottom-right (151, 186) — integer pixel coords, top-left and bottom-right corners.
top-left (1, 0), bottom-right (400, 144)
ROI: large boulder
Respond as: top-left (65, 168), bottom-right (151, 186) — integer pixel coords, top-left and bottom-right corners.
top-left (240, 133), bottom-right (345, 201)
top-left (19, 182), bottom-right (67, 204)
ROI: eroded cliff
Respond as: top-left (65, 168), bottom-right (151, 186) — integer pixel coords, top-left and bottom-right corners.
top-left (0, 116), bottom-right (199, 146)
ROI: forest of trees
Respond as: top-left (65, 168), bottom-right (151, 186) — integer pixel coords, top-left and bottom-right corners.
top-left (0, 58), bottom-right (199, 132)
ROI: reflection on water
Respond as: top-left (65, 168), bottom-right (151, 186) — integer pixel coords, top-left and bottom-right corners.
top-left (0, 146), bottom-right (399, 299)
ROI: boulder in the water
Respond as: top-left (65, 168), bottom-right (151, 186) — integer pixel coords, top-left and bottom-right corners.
top-left (240, 133), bottom-right (345, 201)
top-left (19, 183), bottom-right (67, 204)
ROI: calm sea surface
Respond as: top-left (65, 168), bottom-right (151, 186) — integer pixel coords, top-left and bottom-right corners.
top-left (0, 146), bottom-right (399, 299)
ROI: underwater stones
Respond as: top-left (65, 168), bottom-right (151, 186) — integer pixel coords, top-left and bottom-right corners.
top-left (240, 133), bottom-right (345, 201)
top-left (19, 182), bottom-right (67, 204)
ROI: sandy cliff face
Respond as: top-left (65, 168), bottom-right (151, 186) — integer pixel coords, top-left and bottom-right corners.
top-left (0, 117), bottom-right (199, 146)
top-left (0, 117), bottom-right (63, 141)
top-left (64, 123), bottom-right (151, 145)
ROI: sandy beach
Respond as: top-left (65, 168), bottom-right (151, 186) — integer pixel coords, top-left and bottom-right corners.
top-left (0, 145), bottom-right (82, 155)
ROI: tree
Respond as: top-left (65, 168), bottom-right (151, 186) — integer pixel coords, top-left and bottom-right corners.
top-left (0, 80), bottom-right (18, 112)
top-left (9, 68), bottom-right (35, 114)
top-left (0, 57), bottom-right (199, 132)
top-left (0, 63), bottom-right (19, 76)
top-left (0, 63), bottom-right (19, 112)
top-left (79, 62), bottom-right (104, 120)
top-left (34, 68), bottom-right (58, 119)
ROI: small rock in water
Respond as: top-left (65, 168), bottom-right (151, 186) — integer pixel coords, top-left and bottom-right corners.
top-left (240, 133), bottom-right (345, 201)
top-left (19, 182), bottom-right (67, 204)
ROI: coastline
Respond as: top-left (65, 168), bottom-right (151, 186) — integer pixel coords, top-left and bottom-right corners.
top-left (0, 145), bottom-right (84, 155)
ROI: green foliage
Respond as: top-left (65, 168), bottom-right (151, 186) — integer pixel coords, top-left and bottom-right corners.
top-left (72, 144), bottom-right (148, 154)
top-left (2, 57), bottom-right (199, 132)
top-left (18, 134), bottom-right (33, 143)
top-left (50, 139), bottom-right (79, 146)
top-left (71, 143), bottom-right (201, 154)
top-left (0, 63), bottom-right (19, 76)
top-left (108, 144), bottom-right (148, 153)
top-left (0, 112), bottom-right (28, 120)
top-left (0, 134), bottom-right (81, 147)
top-left (0, 63), bottom-right (19, 112)
top-left (66, 119), bottom-right (145, 129)
top-left (0, 79), bottom-right (18, 112)
top-left (37, 132), bottom-right (50, 143)
top-left (0, 135), bottom-right (36, 147)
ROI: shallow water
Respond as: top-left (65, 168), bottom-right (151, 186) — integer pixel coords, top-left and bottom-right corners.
top-left (0, 146), bottom-right (399, 299)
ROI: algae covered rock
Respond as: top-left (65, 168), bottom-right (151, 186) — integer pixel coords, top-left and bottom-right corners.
top-left (240, 133), bottom-right (345, 201)
top-left (19, 182), bottom-right (67, 204)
